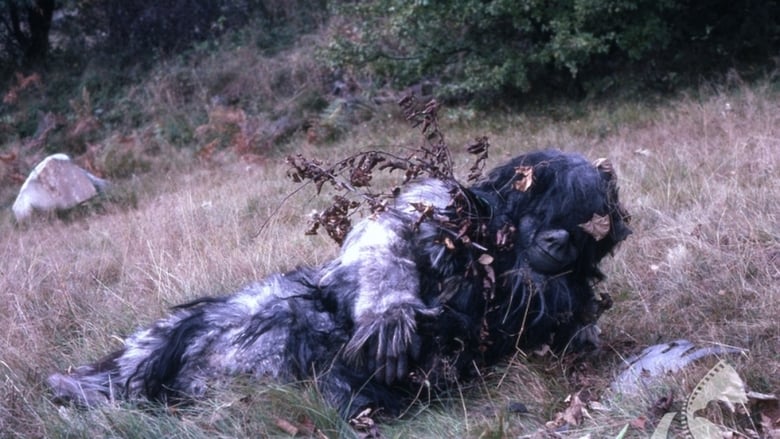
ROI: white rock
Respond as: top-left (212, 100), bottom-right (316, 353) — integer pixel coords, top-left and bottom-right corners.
top-left (12, 154), bottom-right (109, 222)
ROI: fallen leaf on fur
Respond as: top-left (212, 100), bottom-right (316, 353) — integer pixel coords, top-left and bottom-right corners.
top-left (482, 263), bottom-right (496, 291)
top-left (444, 236), bottom-right (455, 250)
top-left (532, 344), bottom-right (552, 357)
top-left (478, 254), bottom-right (494, 265)
top-left (579, 213), bottom-right (611, 241)
top-left (409, 201), bottom-right (434, 215)
top-left (513, 166), bottom-right (534, 192)
top-left (495, 223), bottom-right (516, 250)
top-left (593, 157), bottom-right (613, 176)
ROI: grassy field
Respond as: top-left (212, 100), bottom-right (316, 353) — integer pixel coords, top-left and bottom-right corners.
top-left (1, 77), bottom-right (778, 438)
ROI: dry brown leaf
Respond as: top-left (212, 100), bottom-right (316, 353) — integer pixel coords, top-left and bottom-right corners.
top-left (750, 391), bottom-right (780, 438)
top-left (209, 105), bottom-right (247, 126)
top-left (532, 344), bottom-right (552, 357)
top-left (16, 72), bottom-right (42, 89)
top-left (629, 416), bottom-right (648, 431)
top-left (2, 90), bottom-right (18, 104)
top-left (197, 139), bottom-right (220, 162)
top-left (349, 408), bottom-right (382, 438)
top-left (651, 390), bottom-right (675, 418)
top-left (495, 223), bottom-right (516, 250)
top-left (443, 236), bottom-right (455, 250)
top-left (513, 166), bottom-right (534, 192)
top-left (0, 151), bottom-right (16, 163)
top-left (274, 417), bottom-right (299, 436)
top-left (68, 115), bottom-right (100, 138)
top-left (295, 415), bottom-right (329, 439)
top-left (478, 254), bottom-right (494, 265)
top-left (593, 157), bottom-right (614, 175)
top-left (3, 72), bottom-right (41, 104)
top-left (467, 136), bottom-right (489, 155)
top-left (761, 413), bottom-right (780, 439)
top-left (579, 213), bottom-right (611, 241)
top-left (545, 393), bottom-right (586, 430)
top-left (562, 394), bottom-right (586, 426)
top-left (482, 263), bottom-right (496, 292)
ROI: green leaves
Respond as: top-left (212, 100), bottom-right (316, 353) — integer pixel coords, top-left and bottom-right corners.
top-left (327, 0), bottom-right (770, 100)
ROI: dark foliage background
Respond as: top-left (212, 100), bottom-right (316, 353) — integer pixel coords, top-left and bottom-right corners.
top-left (2, 0), bottom-right (778, 100)
top-left (327, 0), bottom-right (779, 101)
top-left (1, 0), bottom-right (327, 70)
top-left (0, 0), bottom-right (777, 163)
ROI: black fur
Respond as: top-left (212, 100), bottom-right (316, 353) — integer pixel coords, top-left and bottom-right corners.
top-left (48, 149), bottom-right (630, 418)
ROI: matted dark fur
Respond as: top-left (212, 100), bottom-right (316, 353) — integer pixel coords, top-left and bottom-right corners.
top-left (48, 149), bottom-right (631, 418)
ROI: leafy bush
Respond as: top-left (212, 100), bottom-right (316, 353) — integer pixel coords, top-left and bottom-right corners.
top-left (327, 0), bottom-right (779, 101)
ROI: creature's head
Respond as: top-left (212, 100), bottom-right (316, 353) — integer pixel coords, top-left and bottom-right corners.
top-left (471, 149), bottom-right (631, 350)
top-left (475, 149), bottom-right (631, 278)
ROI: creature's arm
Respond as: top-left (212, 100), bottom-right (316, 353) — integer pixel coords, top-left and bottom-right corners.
top-left (324, 180), bottom-right (454, 385)
top-left (336, 217), bottom-right (438, 385)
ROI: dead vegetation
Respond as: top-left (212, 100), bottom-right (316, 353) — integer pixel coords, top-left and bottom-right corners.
top-left (1, 74), bottom-right (779, 438)
top-left (283, 94), bottom-right (490, 246)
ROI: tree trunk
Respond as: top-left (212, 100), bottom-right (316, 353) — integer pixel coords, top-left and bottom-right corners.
top-left (26, 0), bottom-right (55, 63)
top-left (7, 0), bottom-right (55, 66)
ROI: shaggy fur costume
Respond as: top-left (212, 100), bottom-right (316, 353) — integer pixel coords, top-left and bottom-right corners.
top-left (48, 149), bottom-right (631, 417)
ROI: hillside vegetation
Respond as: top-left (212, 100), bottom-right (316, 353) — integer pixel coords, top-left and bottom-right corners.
top-left (1, 3), bottom-right (779, 438)
top-left (2, 73), bottom-right (779, 436)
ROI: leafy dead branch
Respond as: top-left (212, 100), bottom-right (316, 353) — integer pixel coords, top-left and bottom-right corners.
top-left (283, 94), bottom-right (491, 246)
top-left (283, 95), bottom-right (509, 369)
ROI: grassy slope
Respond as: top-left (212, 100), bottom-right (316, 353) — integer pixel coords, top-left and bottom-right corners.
top-left (1, 48), bottom-right (778, 438)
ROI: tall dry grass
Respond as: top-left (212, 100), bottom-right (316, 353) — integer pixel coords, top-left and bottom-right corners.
top-left (1, 78), bottom-right (778, 438)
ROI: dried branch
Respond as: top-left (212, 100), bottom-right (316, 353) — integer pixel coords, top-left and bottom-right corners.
top-left (259, 93), bottom-right (491, 251)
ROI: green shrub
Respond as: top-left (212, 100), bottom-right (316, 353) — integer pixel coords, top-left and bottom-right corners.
top-left (327, 0), bottom-right (779, 101)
